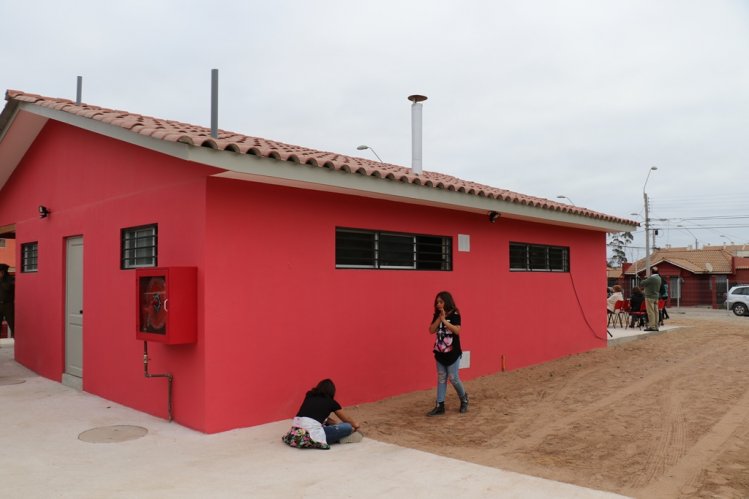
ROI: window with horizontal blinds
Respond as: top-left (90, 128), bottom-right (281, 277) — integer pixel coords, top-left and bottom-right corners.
top-left (509, 242), bottom-right (569, 272)
top-left (121, 224), bottom-right (158, 269)
top-left (22, 242), bottom-right (38, 272)
top-left (336, 228), bottom-right (451, 270)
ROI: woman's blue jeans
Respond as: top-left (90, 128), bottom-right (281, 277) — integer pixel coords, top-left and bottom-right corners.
top-left (323, 422), bottom-right (353, 444)
top-left (435, 357), bottom-right (466, 403)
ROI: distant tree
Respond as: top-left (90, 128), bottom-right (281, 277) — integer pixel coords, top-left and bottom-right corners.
top-left (608, 232), bottom-right (634, 267)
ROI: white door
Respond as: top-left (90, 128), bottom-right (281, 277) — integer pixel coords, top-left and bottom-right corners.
top-left (64, 237), bottom-right (84, 387)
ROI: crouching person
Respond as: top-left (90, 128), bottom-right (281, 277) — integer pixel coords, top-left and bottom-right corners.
top-left (282, 378), bottom-right (363, 449)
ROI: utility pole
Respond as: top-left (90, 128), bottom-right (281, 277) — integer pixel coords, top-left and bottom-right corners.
top-left (642, 166), bottom-right (657, 277)
top-left (644, 191), bottom-right (651, 277)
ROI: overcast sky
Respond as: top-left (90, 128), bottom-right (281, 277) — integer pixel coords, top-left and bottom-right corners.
top-left (2, 0), bottom-right (748, 259)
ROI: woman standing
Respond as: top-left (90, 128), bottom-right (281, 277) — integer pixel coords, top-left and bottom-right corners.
top-left (427, 291), bottom-right (469, 416)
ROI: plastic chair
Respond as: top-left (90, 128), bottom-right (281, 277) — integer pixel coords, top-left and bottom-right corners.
top-left (628, 301), bottom-right (647, 329)
top-left (607, 300), bottom-right (626, 328)
top-left (621, 300), bottom-right (631, 325)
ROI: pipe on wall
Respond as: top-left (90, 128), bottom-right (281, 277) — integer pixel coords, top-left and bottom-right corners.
top-left (143, 341), bottom-right (174, 422)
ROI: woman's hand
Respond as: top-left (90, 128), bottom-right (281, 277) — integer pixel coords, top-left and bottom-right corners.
top-left (335, 409), bottom-right (360, 431)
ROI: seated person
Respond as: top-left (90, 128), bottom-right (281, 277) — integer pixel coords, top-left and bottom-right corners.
top-left (282, 378), bottom-right (362, 449)
top-left (607, 285), bottom-right (624, 314)
top-left (629, 286), bottom-right (646, 327)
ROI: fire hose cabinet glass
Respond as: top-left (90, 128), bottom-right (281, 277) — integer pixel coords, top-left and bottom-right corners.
top-left (136, 267), bottom-right (197, 344)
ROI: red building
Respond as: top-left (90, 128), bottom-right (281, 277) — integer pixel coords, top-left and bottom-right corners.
top-left (622, 246), bottom-right (749, 307)
top-left (0, 90), bottom-right (635, 433)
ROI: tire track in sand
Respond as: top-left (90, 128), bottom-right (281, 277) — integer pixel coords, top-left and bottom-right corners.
top-left (627, 383), bottom-right (688, 489)
top-left (638, 383), bottom-right (749, 498)
top-left (496, 343), bottom-right (735, 454)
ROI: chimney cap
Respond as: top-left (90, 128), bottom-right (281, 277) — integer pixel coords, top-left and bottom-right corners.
top-left (408, 94), bottom-right (428, 103)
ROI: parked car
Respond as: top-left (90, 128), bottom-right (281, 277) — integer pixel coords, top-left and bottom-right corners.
top-left (726, 285), bottom-right (749, 316)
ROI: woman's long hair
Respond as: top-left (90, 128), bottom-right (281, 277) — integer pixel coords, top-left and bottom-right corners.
top-left (309, 378), bottom-right (336, 398)
top-left (434, 291), bottom-right (459, 315)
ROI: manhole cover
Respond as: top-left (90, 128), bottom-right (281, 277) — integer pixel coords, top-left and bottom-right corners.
top-left (78, 425), bottom-right (148, 443)
top-left (0, 377), bottom-right (25, 385)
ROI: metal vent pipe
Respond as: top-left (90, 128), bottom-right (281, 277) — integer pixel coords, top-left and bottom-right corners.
top-left (408, 94), bottom-right (427, 175)
top-left (76, 76), bottom-right (82, 105)
top-left (211, 69), bottom-right (219, 139)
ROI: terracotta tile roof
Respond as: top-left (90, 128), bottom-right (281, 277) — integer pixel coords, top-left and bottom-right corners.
top-left (701, 244), bottom-right (749, 256)
top-left (607, 267), bottom-right (622, 279)
top-left (624, 247), bottom-right (735, 275)
top-left (4, 90), bottom-right (635, 227)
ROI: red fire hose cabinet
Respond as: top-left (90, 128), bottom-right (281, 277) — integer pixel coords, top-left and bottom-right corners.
top-left (136, 267), bottom-right (197, 344)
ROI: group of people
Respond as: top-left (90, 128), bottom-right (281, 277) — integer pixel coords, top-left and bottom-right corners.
top-left (283, 290), bottom-right (468, 449)
top-left (607, 267), bottom-right (669, 331)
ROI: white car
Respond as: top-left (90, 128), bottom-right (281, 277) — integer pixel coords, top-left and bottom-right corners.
top-left (726, 285), bottom-right (749, 316)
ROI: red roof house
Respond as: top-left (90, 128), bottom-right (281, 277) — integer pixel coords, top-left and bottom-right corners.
top-left (0, 90), bottom-right (636, 433)
top-left (622, 245), bottom-right (749, 307)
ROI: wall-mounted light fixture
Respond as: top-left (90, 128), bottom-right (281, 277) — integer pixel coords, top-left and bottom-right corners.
top-left (488, 211), bottom-right (500, 223)
top-left (38, 205), bottom-right (50, 219)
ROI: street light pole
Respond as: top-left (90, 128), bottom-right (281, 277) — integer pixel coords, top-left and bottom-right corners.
top-left (643, 166), bottom-right (657, 277)
top-left (556, 195), bottom-right (576, 206)
top-left (356, 145), bottom-right (384, 163)
top-left (677, 225), bottom-right (698, 250)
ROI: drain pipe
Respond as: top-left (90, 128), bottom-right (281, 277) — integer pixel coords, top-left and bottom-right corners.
top-left (143, 341), bottom-right (173, 422)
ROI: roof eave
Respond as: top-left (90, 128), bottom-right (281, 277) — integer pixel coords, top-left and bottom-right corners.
top-left (0, 100), bottom-right (49, 189)
top-left (3, 101), bottom-right (636, 233)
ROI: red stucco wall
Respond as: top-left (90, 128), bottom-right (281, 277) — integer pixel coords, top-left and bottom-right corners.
top-left (0, 117), bottom-right (608, 433)
top-left (733, 269), bottom-right (749, 285)
top-left (203, 177), bottom-right (607, 432)
top-left (0, 120), bottom-right (219, 430)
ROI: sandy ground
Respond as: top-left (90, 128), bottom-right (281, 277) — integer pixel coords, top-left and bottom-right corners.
top-left (348, 308), bottom-right (749, 499)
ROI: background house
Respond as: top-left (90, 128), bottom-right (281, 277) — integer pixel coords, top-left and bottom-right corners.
top-left (0, 237), bottom-right (15, 270)
top-left (0, 90), bottom-right (635, 433)
top-left (607, 267), bottom-right (622, 289)
top-left (0, 237), bottom-right (14, 338)
top-left (621, 245), bottom-right (749, 308)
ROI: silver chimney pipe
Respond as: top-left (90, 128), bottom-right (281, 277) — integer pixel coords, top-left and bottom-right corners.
top-left (211, 69), bottom-right (219, 139)
top-left (408, 94), bottom-right (427, 175)
top-left (76, 76), bottom-right (82, 105)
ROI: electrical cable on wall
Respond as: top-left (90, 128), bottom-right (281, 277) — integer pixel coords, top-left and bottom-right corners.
top-left (568, 272), bottom-right (610, 341)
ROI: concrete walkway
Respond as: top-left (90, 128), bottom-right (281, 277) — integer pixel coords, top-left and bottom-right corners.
top-left (0, 340), bottom-right (628, 499)
top-left (606, 305), bottom-right (747, 345)
top-left (607, 322), bottom-right (680, 345)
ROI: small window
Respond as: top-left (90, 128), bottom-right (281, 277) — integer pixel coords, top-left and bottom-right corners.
top-left (0, 239), bottom-right (6, 248)
top-left (529, 245), bottom-right (548, 270)
top-left (121, 224), bottom-right (157, 269)
top-left (336, 228), bottom-right (451, 270)
top-left (335, 230), bottom-right (376, 268)
top-left (509, 242), bottom-right (569, 272)
top-left (509, 243), bottom-right (527, 270)
top-left (22, 242), bottom-right (38, 272)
